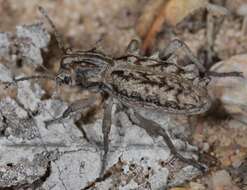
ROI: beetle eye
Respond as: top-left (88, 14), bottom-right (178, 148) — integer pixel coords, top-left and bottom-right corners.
top-left (63, 76), bottom-right (71, 84)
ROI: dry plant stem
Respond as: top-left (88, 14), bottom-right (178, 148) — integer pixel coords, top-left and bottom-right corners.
top-left (206, 13), bottom-right (215, 66)
top-left (140, 1), bottom-right (169, 54)
top-left (136, 0), bottom-right (164, 38)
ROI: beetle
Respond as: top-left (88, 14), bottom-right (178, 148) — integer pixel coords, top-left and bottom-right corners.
top-left (7, 6), bottom-right (242, 177)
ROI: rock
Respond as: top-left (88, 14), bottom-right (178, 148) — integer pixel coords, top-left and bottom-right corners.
top-left (0, 32), bottom-right (11, 57)
top-left (16, 23), bottom-right (50, 65)
top-left (228, 159), bottom-right (247, 189)
top-left (215, 18), bottom-right (247, 59)
top-left (210, 170), bottom-right (240, 190)
top-left (0, 64), bottom-right (13, 82)
top-left (0, 23), bottom-right (50, 66)
top-left (0, 151), bottom-right (55, 189)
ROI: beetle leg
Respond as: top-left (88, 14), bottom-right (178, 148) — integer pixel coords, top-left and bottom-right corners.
top-left (44, 96), bottom-right (98, 126)
top-left (159, 39), bottom-right (206, 73)
top-left (38, 6), bottom-right (71, 54)
top-left (100, 97), bottom-right (114, 177)
top-left (206, 71), bottom-right (243, 78)
top-left (127, 109), bottom-right (206, 171)
top-left (159, 39), bottom-right (243, 78)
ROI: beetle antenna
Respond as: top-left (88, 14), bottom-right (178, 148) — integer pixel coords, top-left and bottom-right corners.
top-left (38, 6), bottom-right (69, 54)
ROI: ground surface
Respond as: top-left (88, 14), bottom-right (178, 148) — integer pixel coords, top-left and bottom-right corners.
top-left (0, 0), bottom-right (247, 190)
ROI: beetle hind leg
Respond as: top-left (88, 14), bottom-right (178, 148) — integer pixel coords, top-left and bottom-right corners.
top-left (127, 109), bottom-right (206, 172)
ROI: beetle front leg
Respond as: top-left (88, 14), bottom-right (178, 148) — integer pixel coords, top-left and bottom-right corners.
top-left (127, 109), bottom-right (206, 171)
top-left (44, 96), bottom-right (98, 126)
top-left (100, 97), bottom-right (114, 177)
